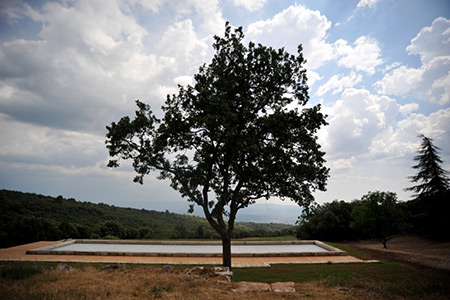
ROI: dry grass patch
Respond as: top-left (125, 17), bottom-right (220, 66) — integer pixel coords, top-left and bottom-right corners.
top-left (1, 264), bottom-right (328, 300)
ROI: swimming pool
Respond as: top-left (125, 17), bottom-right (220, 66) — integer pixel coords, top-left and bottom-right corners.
top-left (27, 240), bottom-right (346, 257)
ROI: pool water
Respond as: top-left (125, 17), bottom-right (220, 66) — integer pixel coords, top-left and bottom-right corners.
top-left (50, 243), bottom-right (328, 254)
top-left (27, 240), bottom-right (346, 257)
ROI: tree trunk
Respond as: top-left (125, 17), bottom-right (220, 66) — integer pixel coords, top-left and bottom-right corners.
top-left (222, 236), bottom-right (232, 269)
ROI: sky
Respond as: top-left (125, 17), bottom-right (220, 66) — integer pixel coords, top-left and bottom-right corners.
top-left (1, 0), bottom-right (449, 223)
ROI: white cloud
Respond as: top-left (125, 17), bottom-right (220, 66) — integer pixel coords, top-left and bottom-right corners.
top-left (173, 0), bottom-right (225, 35)
top-left (174, 75), bottom-right (193, 86)
top-left (376, 18), bottom-right (450, 105)
top-left (156, 19), bottom-right (209, 75)
top-left (127, 0), bottom-right (164, 13)
top-left (375, 65), bottom-right (423, 96)
top-left (334, 36), bottom-right (383, 75)
top-left (233, 0), bottom-right (266, 11)
top-left (383, 62), bottom-right (401, 73)
top-left (320, 88), bottom-right (400, 159)
top-left (245, 5), bottom-right (334, 70)
top-left (0, 0), bottom-right (184, 132)
top-left (407, 17), bottom-right (450, 64)
top-left (399, 103), bottom-right (420, 115)
top-left (370, 108), bottom-right (450, 158)
top-left (316, 72), bottom-right (362, 96)
top-left (357, 0), bottom-right (381, 8)
top-left (0, 113), bottom-right (105, 168)
top-left (430, 70), bottom-right (450, 105)
top-left (306, 70), bottom-right (322, 87)
top-left (318, 88), bottom-right (449, 205)
top-left (329, 157), bottom-right (356, 170)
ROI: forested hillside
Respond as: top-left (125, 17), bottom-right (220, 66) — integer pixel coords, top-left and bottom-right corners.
top-left (0, 190), bottom-right (294, 248)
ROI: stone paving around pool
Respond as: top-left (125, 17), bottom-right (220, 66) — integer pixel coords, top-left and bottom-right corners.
top-left (0, 241), bottom-right (377, 267)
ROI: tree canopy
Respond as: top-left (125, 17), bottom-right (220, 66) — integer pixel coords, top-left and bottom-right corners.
top-left (351, 191), bottom-right (407, 249)
top-left (405, 134), bottom-right (449, 199)
top-left (296, 200), bottom-right (360, 241)
top-left (404, 134), bottom-right (450, 239)
top-left (106, 23), bottom-right (329, 268)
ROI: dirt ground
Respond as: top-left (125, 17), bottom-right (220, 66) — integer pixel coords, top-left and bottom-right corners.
top-left (348, 234), bottom-right (450, 272)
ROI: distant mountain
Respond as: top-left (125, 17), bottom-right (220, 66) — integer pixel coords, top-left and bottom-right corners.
top-left (236, 203), bottom-right (302, 224)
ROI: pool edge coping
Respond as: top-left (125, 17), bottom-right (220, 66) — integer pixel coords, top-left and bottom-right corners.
top-left (26, 239), bottom-right (348, 257)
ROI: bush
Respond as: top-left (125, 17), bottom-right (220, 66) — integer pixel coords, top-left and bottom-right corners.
top-left (0, 264), bottom-right (42, 280)
top-left (99, 221), bottom-right (125, 239)
top-left (138, 227), bottom-right (153, 239)
top-left (296, 201), bottom-right (360, 241)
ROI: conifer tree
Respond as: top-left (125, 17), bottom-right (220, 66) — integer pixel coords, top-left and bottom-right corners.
top-left (405, 134), bottom-right (449, 199)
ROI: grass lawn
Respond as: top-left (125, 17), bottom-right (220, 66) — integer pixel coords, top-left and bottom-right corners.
top-left (233, 242), bottom-right (450, 299)
top-left (1, 242), bottom-right (450, 299)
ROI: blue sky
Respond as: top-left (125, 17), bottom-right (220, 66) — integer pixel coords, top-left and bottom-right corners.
top-left (1, 0), bottom-right (449, 223)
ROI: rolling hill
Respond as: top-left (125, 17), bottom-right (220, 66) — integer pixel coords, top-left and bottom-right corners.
top-left (0, 189), bottom-right (295, 248)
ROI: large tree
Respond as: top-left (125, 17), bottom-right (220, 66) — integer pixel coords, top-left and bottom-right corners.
top-left (105, 23), bottom-right (329, 268)
top-left (404, 134), bottom-right (450, 239)
top-left (351, 191), bottom-right (407, 249)
top-left (405, 134), bottom-right (449, 199)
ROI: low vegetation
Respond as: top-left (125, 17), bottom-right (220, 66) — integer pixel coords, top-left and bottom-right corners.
top-left (0, 189), bottom-right (294, 248)
top-left (1, 243), bottom-right (449, 299)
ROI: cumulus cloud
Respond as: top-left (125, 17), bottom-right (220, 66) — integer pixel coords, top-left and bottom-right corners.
top-left (156, 19), bottom-right (209, 75)
top-left (0, 113), bottom-right (105, 168)
top-left (320, 88), bottom-right (400, 159)
top-left (375, 66), bottom-right (423, 96)
top-left (0, 0), bottom-right (172, 132)
top-left (316, 72), bottom-right (362, 96)
top-left (306, 70), bottom-right (322, 87)
top-left (329, 157), bottom-right (356, 170)
top-left (127, 0), bottom-right (164, 13)
top-left (245, 5), bottom-right (334, 70)
top-left (370, 108), bottom-right (450, 158)
top-left (233, 0), bottom-right (266, 11)
top-left (357, 0), bottom-right (381, 8)
top-left (0, 0), bottom-right (227, 199)
top-left (407, 17), bottom-right (450, 64)
top-left (170, 0), bottom-right (225, 35)
top-left (0, 0), bottom-right (224, 135)
top-left (244, 4), bottom-right (384, 79)
top-left (399, 103), bottom-right (420, 115)
top-left (376, 18), bottom-right (450, 105)
top-left (321, 87), bottom-right (449, 169)
top-left (333, 36), bottom-right (383, 75)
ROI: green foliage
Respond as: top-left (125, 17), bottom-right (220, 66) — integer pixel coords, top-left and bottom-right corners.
top-left (149, 283), bottom-right (174, 297)
top-left (296, 192), bottom-right (409, 246)
top-left (125, 228), bottom-right (139, 239)
top-left (351, 191), bottom-right (407, 249)
top-left (138, 227), bottom-right (153, 239)
top-left (296, 200), bottom-right (360, 241)
top-left (404, 134), bottom-right (450, 240)
top-left (405, 134), bottom-right (449, 199)
top-left (99, 221), bottom-right (125, 239)
top-left (59, 220), bottom-right (80, 239)
top-left (406, 190), bottom-right (450, 240)
top-left (105, 22), bottom-right (328, 268)
top-left (0, 264), bottom-right (42, 280)
top-left (0, 189), bottom-right (294, 248)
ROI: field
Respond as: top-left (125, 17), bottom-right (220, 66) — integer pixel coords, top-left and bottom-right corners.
top-left (1, 235), bottom-right (449, 299)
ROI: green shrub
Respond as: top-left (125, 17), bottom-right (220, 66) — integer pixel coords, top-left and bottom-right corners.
top-left (0, 264), bottom-right (42, 280)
